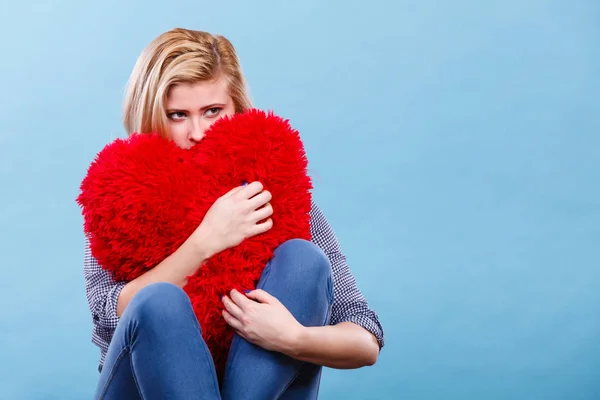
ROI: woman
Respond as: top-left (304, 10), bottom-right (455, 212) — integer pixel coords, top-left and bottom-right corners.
top-left (84, 27), bottom-right (385, 399)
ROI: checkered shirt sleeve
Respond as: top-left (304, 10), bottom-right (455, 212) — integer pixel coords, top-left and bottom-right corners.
top-left (308, 202), bottom-right (385, 349)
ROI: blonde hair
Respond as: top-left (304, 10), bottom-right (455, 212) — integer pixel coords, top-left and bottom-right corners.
top-left (122, 28), bottom-right (252, 136)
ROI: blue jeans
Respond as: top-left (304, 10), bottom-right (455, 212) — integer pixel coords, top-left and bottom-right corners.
top-left (94, 239), bottom-right (334, 400)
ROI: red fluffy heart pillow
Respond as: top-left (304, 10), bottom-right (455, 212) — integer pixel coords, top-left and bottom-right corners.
top-left (76, 109), bottom-right (312, 376)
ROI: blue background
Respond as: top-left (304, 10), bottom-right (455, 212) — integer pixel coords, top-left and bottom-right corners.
top-left (1, 0), bottom-right (599, 399)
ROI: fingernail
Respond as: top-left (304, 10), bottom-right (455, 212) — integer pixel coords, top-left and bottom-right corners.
top-left (243, 290), bottom-right (251, 293)
top-left (220, 295), bottom-right (224, 300)
top-left (241, 180), bottom-right (248, 186)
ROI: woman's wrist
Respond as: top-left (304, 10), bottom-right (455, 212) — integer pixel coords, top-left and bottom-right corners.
top-left (187, 223), bottom-right (216, 262)
top-left (281, 325), bottom-right (308, 358)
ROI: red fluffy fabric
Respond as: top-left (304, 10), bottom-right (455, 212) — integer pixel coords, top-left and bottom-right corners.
top-left (76, 109), bottom-right (312, 377)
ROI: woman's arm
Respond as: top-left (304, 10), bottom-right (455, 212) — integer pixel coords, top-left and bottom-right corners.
top-left (308, 202), bottom-right (385, 352)
top-left (81, 182), bottom-right (274, 319)
top-left (291, 322), bottom-right (380, 368)
top-left (116, 229), bottom-right (212, 316)
top-left (222, 201), bottom-right (384, 368)
top-left (223, 288), bottom-right (380, 369)
top-left (115, 182), bottom-right (272, 316)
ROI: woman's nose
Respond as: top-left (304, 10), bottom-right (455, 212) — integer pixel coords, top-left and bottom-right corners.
top-left (189, 121), bottom-right (206, 142)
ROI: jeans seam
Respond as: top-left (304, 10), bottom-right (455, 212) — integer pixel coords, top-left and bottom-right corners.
top-left (315, 370), bottom-right (322, 400)
top-left (98, 345), bottom-right (136, 400)
top-left (198, 327), bottom-right (221, 396)
top-left (275, 364), bottom-right (306, 400)
top-left (257, 261), bottom-right (273, 290)
top-left (187, 302), bottom-right (220, 396)
top-left (128, 346), bottom-right (145, 400)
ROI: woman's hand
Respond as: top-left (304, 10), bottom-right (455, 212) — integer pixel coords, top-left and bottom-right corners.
top-left (222, 289), bottom-right (304, 354)
top-left (192, 181), bottom-right (273, 258)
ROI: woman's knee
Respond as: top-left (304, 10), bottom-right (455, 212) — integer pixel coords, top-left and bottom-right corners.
top-left (274, 239), bottom-right (332, 282)
top-left (126, 282), bottom-right (193, 327)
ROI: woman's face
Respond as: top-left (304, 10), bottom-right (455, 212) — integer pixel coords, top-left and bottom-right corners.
top-left (165, 78), bottom-right (236, 149)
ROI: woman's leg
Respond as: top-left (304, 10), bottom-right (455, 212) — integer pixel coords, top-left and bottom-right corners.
top-left (221, 239), bottom-right (334, 400)
top-left (94, 282), bottom-right (221, 400)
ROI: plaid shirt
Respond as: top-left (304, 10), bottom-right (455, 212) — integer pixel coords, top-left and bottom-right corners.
top-left (84, 200), bottom-right (385, 371)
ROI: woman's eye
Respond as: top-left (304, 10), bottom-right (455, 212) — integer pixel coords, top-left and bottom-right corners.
top-left (204, 107), bottom-right (222, 118)
top-left (168, 111), bottom-right (186, 120)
